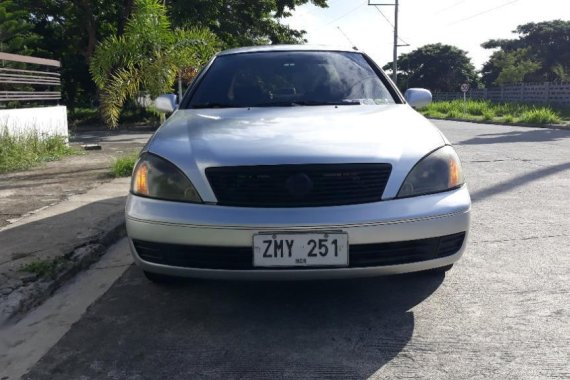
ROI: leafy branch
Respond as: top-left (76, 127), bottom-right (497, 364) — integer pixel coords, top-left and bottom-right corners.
top-left (89, 0), bottom-right (220, 128)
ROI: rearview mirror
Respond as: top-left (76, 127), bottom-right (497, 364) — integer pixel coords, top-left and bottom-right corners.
top-left (404, 88), bottom-right (432, 109)
top-left (155, 94), bottom-right (177, 113)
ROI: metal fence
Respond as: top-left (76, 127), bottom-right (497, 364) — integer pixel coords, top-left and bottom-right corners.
top-left (0, 52), bottom-right (61, 103)
top-left (433, 82), bottom-right (570, 106)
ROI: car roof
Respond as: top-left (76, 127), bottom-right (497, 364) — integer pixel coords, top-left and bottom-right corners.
top-left (217, 44), bottom-right (359, 56)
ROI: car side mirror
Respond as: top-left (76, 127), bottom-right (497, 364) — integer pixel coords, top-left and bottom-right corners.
top-left (404, 88), bottom-right (432, 109)
top-left (155, 94), bottom-right (177, 113)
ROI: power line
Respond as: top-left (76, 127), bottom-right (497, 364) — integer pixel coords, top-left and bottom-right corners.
top-left (447, 0), bottom-right (521, 26)
top-left (321, 2), bottom-right (367, 27)
top-left (374, 6), bottom-right (410, 46)
top-left (368, 0), bottom-right (401, 83)
top-left (434, 0), bottom-right (467, 15)
top-left (337, 27), bottom-right (358, 50)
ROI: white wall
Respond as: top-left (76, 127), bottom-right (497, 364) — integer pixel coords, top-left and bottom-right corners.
top-left (0, 106), bottom-right (68, 139)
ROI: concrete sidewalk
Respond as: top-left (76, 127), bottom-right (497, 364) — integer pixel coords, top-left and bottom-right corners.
top-left (0, 130), bottom-right (150, 228)
top-left (0, 177), bottom-right (131, 325)
top-left (0, 130), bottom-right (151, 325)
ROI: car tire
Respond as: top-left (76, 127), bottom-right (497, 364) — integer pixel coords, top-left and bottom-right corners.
top-left (143, 271), bottom-right (179, 284)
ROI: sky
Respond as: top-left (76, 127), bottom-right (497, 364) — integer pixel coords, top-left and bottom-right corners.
top-left (282, 0), bottom-right (570, 69)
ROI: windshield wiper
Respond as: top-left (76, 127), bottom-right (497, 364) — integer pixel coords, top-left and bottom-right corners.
top-left (190, 100), bottom-right (362, 108)
top-left (292, 100), bottom-right (361, 106)
top-left (189, 102), bottom-right (241, 109)
top-left (253, 100), bottom-right (362, 107)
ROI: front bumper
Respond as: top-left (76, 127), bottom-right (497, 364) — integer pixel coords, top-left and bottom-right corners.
top-left (126, 186), bottom-right (471, 280)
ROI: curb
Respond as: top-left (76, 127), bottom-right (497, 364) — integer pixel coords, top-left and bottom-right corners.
top-left (426, 117), bottom-right (570, 131)
top-left (0, 215), bottom-right (126, 326)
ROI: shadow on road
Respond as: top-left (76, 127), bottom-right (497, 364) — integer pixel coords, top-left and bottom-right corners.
top-left (470, 161), bottom-right (570, 203)
top-left (25, 267), bottom-right (444, 379)
top-left (458, 128), bottom-right (570, 145)
top-left (0, 196), bottom-right (125, 281)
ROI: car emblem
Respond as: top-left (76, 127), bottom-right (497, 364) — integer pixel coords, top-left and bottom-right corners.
top-left (286, 173), bottom-right (313, 198)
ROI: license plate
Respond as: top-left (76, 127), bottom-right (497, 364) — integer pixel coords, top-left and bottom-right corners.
top-left (253, 232), bottom-right (348, 267)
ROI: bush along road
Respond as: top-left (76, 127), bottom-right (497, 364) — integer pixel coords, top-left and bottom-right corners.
top-left (421, 100), bottom-right (568, 127)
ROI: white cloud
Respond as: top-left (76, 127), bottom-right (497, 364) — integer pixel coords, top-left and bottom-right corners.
top-left (283, 0), bottom-right (570, 69)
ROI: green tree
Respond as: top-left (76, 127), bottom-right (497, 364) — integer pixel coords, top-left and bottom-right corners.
top-left (551, 64), bottom-right (570, 82)
top-left (0, 0), bottom-right (39, 53)
top-left (13, 0), bottom-right (328, 108)
top-left (492, 49), bottom-right (541, 85)
top-left (384, 44), bottom-right (479, 92)
top-left (14, 0), bottom-right (126, 107)
top-left (90, 0), bottom-right (220, 128)
top-left (481, 20), bottom-right (570, 85)
top-left (165, 0), bottom-right (328, 47)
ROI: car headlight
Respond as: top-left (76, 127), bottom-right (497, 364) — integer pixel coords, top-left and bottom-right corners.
top-left (397, 145), bottom-right (464, 198)
top-left (131, 153), bottom-right (202, 203)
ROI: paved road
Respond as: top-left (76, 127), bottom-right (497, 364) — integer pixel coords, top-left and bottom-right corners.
top-left (22, 121), bottom-right (570, 379)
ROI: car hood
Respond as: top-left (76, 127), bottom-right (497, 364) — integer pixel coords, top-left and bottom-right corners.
top-left (147, 104), bottom-right (446, 201)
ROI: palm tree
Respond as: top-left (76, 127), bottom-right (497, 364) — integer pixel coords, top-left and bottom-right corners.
top-left (90, 0), bottom-right (220, 128)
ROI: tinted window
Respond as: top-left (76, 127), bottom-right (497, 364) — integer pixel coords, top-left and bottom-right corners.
top-left (187, 51), bottom-right (396, 108)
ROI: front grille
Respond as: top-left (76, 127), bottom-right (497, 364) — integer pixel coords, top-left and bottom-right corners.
top-left (205, 164), bottom-right (392, 207)
top-left (133, 232), bottom-right (465, 270)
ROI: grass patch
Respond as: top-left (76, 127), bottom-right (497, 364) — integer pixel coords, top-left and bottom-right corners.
top-left (447, 109), bottom-right (463, 119)
top-left (420, 100), bottom-right (563, 125)
top-left (518, 108), bottom-right (561, 124)
top-left (111, 152), bottom-right (139, 177)
top-left (465, 101), bottom-right (487, 116)
top-left (503, 114), bottom-right (515, 123)
top-left (0, 128), bottom-right (76, 174)
top-left (21, 257), bottom-right (66, 279)
top-left (422, 110), bottom-right (447, 119)
top-left (482, 109), bottom-right (495, 121)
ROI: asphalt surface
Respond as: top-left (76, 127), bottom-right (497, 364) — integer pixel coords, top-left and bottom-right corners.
top-left (23, 120), bottom-right (570, 379)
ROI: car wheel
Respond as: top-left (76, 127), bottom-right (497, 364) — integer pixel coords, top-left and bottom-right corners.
top-left (143, 271), bottom-right (179, 284)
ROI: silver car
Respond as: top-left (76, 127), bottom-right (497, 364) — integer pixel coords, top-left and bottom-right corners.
top-left (126, 45), bottom-right (471, 283)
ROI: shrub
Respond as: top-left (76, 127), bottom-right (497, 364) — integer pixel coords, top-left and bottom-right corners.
top-left (447, 109), bottom-right (463, 119)
top-left (421, 100), bottom-right (562, 125)
top-left (422, 110), bottom-right (447, 119)
top-left (465, 100), bottom-right (489, 116)
top-left (519, 108), bottom-right (561, 124)
top-left (111, 152), bottom-right (139, 177)
top-left (503, 114), bottom-right (515, 123)
top-left (482, 110), bottom-right (495, 121)
top-left (0, 128), bottom-right (75, 173)
top-left (426, 101), bottom-right (455, 114)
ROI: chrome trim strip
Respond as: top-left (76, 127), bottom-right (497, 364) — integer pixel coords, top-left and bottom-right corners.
top-left (126, 208), bottom-right (469, 230)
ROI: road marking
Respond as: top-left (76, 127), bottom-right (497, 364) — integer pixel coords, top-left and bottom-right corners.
top-left (0, 239), bottom-right (132, 380)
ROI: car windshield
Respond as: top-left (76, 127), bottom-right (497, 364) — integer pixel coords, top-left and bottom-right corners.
top-left (187, 51), bottom-right (397, 108)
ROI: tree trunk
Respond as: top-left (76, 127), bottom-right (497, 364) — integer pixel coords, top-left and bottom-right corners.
top-left (73, 0), bottom-right (97, 61)
top-left (117, 0), bottom-right (135, 36)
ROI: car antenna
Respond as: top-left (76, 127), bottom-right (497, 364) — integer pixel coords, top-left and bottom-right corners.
top-left (337, 26), bottom-right (358, 50)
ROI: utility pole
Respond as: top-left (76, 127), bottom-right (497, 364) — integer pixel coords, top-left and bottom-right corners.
top-left (368, 0), bottom-right (406, 84)
top-left (392, 0), bottom-right (399, 84)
